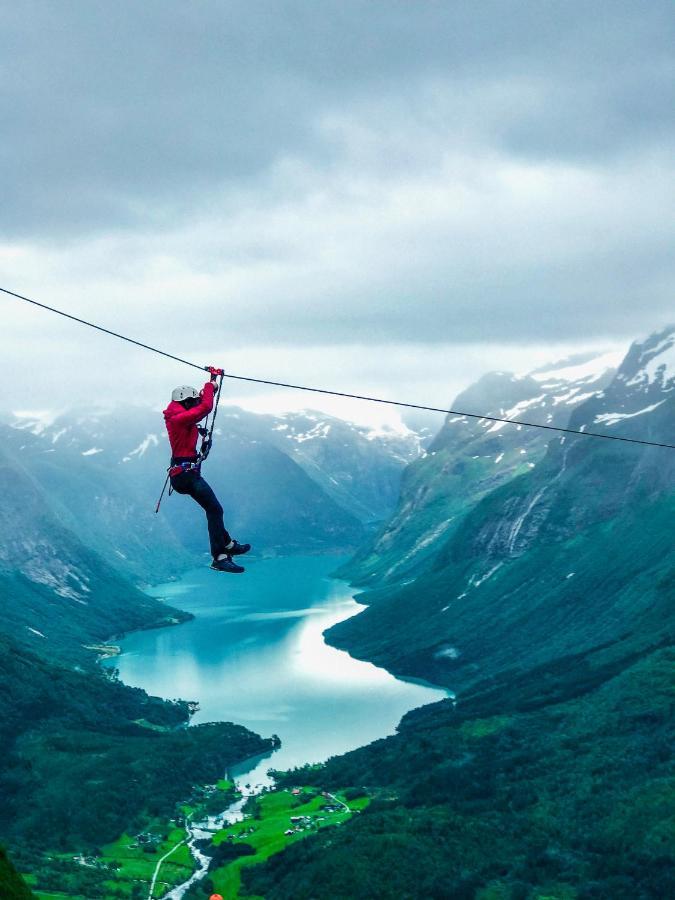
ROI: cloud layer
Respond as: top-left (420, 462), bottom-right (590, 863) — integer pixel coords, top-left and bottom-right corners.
top-left (1, 1), bottom-right (673, 412)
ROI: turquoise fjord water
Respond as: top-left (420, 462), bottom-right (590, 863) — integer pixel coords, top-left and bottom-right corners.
top-left (105, 556), bottom-right (447, 785)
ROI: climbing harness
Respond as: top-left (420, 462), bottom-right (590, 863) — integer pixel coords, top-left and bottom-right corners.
top-left (155, 368), bottom-right (225, 513)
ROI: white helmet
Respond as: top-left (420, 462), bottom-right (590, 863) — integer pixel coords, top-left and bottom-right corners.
top-left (172, 385), bottom-right (200, 402)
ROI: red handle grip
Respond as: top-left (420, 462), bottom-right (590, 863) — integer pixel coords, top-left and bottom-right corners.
top-left (206, 366), bottom-right (224, 376)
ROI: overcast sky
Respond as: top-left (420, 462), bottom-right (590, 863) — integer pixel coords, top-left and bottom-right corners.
top-left (1, 0), bottom-right (673, 425)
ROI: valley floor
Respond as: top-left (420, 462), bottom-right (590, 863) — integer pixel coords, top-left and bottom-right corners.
top-left (23, 781), bottom-right (369, 900)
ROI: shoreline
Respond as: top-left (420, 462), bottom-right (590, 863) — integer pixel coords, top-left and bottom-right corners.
top-left (104, 554), bottom-right (450, 737)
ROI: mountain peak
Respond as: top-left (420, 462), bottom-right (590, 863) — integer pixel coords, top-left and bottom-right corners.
top-left (619, 324), bottom-right (675, 392)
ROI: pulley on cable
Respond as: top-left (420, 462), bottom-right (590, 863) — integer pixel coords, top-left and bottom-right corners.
top-left (197, 367), bottom-right (225, 462)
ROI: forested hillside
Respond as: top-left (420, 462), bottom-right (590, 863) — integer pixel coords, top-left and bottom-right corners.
top-left (244, 642), bottom-right (675, 899)
top-left (0, 629), bottom-right (273, 852)
top-left (0, 434), bottom-right (274, 881)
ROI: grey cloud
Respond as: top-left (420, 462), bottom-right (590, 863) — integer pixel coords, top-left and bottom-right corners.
top-left (1, 0), bottom-right (674, 237)
top-left (4, 137), bottom-right (672, 352)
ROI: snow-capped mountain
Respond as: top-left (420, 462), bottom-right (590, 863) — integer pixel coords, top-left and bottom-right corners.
top-left (327, 326), bottom-right (675, 692)
top-left (217, 408), bottom-right (424, 524)
top-left (339, 348), bottom-right (622, 587)
top-left (433, 348), bottom-right (624, 451)
top-left (569, 326), bottom-right (674, 442)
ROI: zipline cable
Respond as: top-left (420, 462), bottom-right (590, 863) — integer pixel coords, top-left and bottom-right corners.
top-left (1, 286), bottom-right (204, 373)
top-left (2, 285), bottom-right (674, 451)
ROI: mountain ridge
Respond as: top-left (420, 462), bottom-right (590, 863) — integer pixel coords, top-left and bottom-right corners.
top-left (336, 348), bottom-right (621, 588)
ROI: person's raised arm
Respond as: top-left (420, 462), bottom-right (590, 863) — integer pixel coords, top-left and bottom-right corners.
top-left (171, 381), bottom-right (216, 425)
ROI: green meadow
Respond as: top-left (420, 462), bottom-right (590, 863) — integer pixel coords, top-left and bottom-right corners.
top-left (209, 787), bottom-right (369, 898)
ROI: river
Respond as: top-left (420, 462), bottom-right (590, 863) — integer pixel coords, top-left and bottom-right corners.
top-left (106, 555), bottom-right (446, 785)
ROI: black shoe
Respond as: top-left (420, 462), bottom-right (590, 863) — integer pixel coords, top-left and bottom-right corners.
top-left (210, 556), bottom-right (245, 574)
top-left (226, 540), bottom-right (251, 556)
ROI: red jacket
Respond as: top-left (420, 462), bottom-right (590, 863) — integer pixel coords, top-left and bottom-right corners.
top-left (163, 382), bottom-right (214, 459)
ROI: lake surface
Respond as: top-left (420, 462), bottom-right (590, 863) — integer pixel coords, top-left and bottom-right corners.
top-left (106, 556), bottom-right (447, 786)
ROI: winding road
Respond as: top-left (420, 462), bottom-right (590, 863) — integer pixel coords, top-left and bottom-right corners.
top-left (148, 837), bottom-right (187, 899)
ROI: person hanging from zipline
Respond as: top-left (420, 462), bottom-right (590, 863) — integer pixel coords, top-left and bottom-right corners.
top-left (163, 369), bottom-right (251, 573)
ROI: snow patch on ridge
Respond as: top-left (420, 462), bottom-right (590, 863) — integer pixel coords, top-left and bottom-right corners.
top-left (294, 423), bottom-right (332, 442)
top-left (594, 400), bottom-right (666, 426)
top-left (551, 389), bottom-right (597, 407)
top-left (364, 420), bottom-right (416, 441)
top-left (530, 351), bottom-right (624, 384)
top-left (486, 395), bottom-right (546, 432)
top-left (10, 409), bottom-right (62, 435)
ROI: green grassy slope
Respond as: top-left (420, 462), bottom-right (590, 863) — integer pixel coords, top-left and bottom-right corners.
top-left (329, 447), bottom-right (674, 692)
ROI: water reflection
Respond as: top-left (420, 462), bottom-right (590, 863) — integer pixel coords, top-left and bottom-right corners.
top-left (107, 556), bottom-right (447, 784)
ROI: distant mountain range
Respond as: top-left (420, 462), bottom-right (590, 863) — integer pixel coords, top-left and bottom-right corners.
top-left (3, 406), bottom-right (425, 583)
top-left (0, 393), bottom-right (431, 678)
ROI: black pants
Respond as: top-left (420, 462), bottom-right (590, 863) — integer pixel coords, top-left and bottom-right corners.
top-left (170, 470), bottom-right (231, 559)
